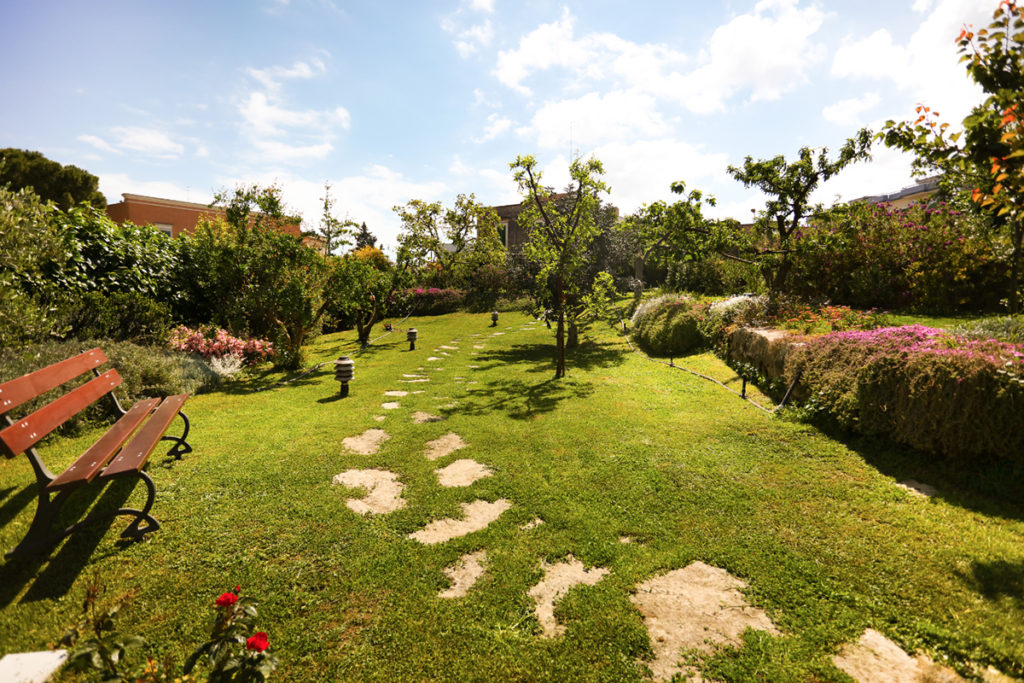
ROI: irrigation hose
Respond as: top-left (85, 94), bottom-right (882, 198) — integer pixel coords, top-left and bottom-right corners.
top-left (616, 310), bottom-right (786, 416)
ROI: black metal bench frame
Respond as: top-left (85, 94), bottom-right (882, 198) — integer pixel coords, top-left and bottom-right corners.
top-left (0, 348), bottom-right (192, 558)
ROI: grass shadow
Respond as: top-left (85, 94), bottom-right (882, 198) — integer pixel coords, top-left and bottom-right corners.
top-left (0, 486), bottom-right (35, 530)
top-left (474, 339), bottom-right (629, 374)
top-left (955, 558), bottom-right (1024, 607)
top-left (450, 376), bottom-right (595, 420)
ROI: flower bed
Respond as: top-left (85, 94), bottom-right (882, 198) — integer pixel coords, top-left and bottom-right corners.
top-left (784, 325), bottom-right (1024, 460)
top-left (168, 325), bottom-right (275, 366)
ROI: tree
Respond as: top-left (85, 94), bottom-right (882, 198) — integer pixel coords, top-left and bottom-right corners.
top-left (510, 154), bottom-right (610, 378)
top-left (326, 249), bottom-right (412, 347)
top-left (726, 129), bottom-right (872, 298)
top-left (353, 222), bottom-right (378, 250)
top-left (394, 194), bottom-right (505, 288)
top-left (620, 182), bottom-right (716, 305)
top-left (0, 148), bottom-right (106, 210)
top-left (318, 183), bottom-right (355, 257)
top-left (881, 1), bottom-right (1024, 312)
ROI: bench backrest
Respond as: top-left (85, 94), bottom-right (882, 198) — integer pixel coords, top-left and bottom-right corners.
top-left (0, 348), bottom-right (122, 459)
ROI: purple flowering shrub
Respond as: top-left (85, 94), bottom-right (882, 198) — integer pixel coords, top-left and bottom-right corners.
top-left (405, 287), bottom-right (465, 316)
top-left (785, 325), bottom-right (1024, 459)
top-left (790, 202), bottom-right (1008, 310)
top-left (169, 325), bottom-right (275, 366)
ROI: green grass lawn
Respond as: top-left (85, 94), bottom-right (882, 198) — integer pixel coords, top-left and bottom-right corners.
top-left (1, 311), bottom-right (1022, 681)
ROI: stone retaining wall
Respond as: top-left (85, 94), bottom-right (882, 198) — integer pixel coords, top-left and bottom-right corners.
top-left (727, 327), bottom-right (805, 396)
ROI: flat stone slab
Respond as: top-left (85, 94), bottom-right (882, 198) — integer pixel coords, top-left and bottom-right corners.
top-left (412, 411), bottom-right (444, 424)
top-left (343, 429), bottom-right (390, 455)
top-left (491, 332), bottom-right (505, 336)
top-left (403, 373), bottom-right (426, 378)
top-left (427, 356), bottom-right (441, 361)
top-left (333, 469), bottom-right (407, 515)
top-left (897, 480), bottom-right (938, 498)
top-left (436, 459), bottom-right (493, 487)
top-left (630, 562), bottom-right (779, 681)
top-left (833, 629), bottom-right (964, 682)
top-left (438, 550), bottom-right (487, 598)
top-left (373, 415), bottom-right (386, 422)
top-left (425, 432), bottom-right (468, 460)
top-left (399, 378), bottom-right (430, 383)
top-left (381, 402), bottom-right (401, 410)
top-left (384, 390), bottom-right (409, 397)
top-left (0, 651), bottom-right (68, 683)
top-left (408, 499), bottom-right (511, 544)
top-left (528, 557), bottom-right (609, 638)
top-left (440, 345), bottom-right (459, 350)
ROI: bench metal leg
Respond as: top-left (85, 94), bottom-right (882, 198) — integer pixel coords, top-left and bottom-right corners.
top-left (5, 472), bottom-right (161, 559)
top-left (160, 409), bottom-right (192, 459)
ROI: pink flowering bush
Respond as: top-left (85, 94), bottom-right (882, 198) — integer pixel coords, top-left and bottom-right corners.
top-left (169, 325), bottom-right (275, 366)
top-left (404, 287), bottom-right (465, 316)
top-left (785, 325), bottom-right (1024, 459)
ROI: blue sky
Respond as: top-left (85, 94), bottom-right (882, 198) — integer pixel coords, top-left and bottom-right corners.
top-left (1, 0), bottom-right (996, 250)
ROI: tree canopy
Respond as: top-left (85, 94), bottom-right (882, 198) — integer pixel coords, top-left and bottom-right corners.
top-left (0, 148), bottom-right (106, 210)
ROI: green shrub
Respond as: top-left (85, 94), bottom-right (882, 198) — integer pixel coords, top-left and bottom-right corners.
top-left (57, 291), bottom-right (173, 345)
top-left (405, 287), bottom-right (465, 315)
top-left (950, 315), bottom-right (1024, 344)
top-left (630, 294), bottom-right (708, 355)
top-left (0, 340), bottom-right (218, 435)
top-left (785, 325), bottom-right (1024, 460)
top-left (665, 257), bottom-right (763, 295)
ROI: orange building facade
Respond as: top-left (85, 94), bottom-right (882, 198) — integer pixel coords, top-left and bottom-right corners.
top-left (106, 193), bottom-right (302, 239)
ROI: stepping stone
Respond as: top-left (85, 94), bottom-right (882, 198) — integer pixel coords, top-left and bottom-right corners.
top-left (441, 352), bottom-right (450, 357)
top-left (520, 518), bottom-right (544, 530)
top-left (630, 561), bottom-right (778, 682)
top-left (411, 390), bottom-right (426, 394)
top-left (381, 402), bottom-right (400, 410)
top-left (403, 373), bottom-right (426, 378)
top-left (333, 469), bottom-right (406, 515)
top-left (412, 411), bottom-right (444, 424)
top-left (0, 651), bottom-right (69, 683)
top-left (491, 332), bottom-right (505, 336)
top-left (427, 356), bottom-right (441, 361)
top-left (425, 432), bottom-right (467, 460)
top-left (528, 556), bottom-right (609, 638)
top-left (440, 345), bottom-right (459, 350)
top-left (400, 378), bottom-right (430, 383)
top-left (454, 376), bottom-right (466, 381)
top-left (408, 499), bottom-right (511, 544)
top-left (384, 390), bottom-right (409, 397)
top-left (467, 381), bottom-right (479, 385)
top-left (833, 629), bottom-right (965, 683)
top-left (438, 550), bottom-right (487, 599)
top-left (897, 480), bottom-right (938, 498)
top-left (619, 536), bottom-right (633, 544)
top-left (373, 415), bottom-right (386, 422)
top-left (468, 365), bottom-right (480, 368)
top-left (343, 429), bottom-right (390, 455)
top-left (435, 459), bottom-right (492, 487)
top-left (440, 403), bottom-right (458, 409)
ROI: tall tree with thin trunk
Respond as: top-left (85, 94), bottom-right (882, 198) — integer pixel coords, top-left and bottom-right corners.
top-left (510, 154), bottom-right (609, 379)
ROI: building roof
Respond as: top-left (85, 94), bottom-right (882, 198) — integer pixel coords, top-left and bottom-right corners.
top-left (116, 193), bottom-right (224, 213)
top-left (854, 175), bottom-right (941, 204)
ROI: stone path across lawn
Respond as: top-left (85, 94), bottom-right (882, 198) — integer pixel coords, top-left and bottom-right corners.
top-left (435, 459), bottom-right (492, 487)
top-left (425, 432), bottom-right (468, 460)
top-left (408, 499), bottom-right (511, 544)
top-left (833, 629), bottom-right (964, 683)
top-left (438, 550), bottom-right (487, 598)
top-left (528, 557), bottom-right (609, 638)
top-left (342, 429), bottom-right (390, 455)
top-left (332, 469), bottom-right (406, 515)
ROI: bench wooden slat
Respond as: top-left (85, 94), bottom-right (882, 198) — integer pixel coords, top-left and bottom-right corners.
top-left (46, 398), bottom-right (161, 492)
top-left (0, 348), bottom-right (107, 415)
top-left (101, 394), bottom-right (189, 479)
top-left (0, 370), bottom-right (122, 459)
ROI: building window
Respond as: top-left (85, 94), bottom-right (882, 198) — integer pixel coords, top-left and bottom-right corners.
top-left (154, 222), bottom-right (174, 237)
top-left (499, 221), bottom-right (508, 247)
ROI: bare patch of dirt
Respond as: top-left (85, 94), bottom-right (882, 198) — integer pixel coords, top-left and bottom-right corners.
top-left (897, 480), bottom-right (938, 498)
top-left (342, 429), bottom-right (390, 455)
top-left (630, 561), bottom-right (779, 681)
top-left (833, 629), bottom-right (964, 683)
top-left (425, 432), bottom-right (467, 460)
top-left (408, 499), bottom-right (511, 544)
top-left (435, 459), bottom-right (493, 487)
top-left (412, 411), bottom-right (444, 424)
top-left (383, 390), bottom-right (409, 397)
top-left (332, 469), bottom-right (406, 515)
top-left (528, 556), bottom-right (609, 638)
top-left (438, 550), bottom-right (487, 598)
top-left (520, 518), bottom-right (544, 530)
top-left (381, 402), bottom-right (400, 410)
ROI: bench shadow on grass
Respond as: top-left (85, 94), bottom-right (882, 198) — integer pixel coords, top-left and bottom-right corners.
top-left (0, 478), bottom-right (138, 607)
top-left (450, 340), bottom-right (628, 420)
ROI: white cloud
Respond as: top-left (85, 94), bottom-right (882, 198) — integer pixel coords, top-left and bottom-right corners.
top-left (78, 134), bottom-right (121, 155)
top-left (493, 8), bottom-right (603, 95)
top-left (98, 173), bottom-right (199, 205)
top-left (109, 126), bottom-right (185, 158)
top-left (822, 91), bottom-right (881, 127)
top-left (246, 59), bottom-right (325, 91)
top-left (812, 143), bottom-right (917, 206)
top-left (443, 11), bottom-right (494, 58)
top-left (830, 0), bottom-right (992, 123)
top-left (469, 0), bottom-right (494, 12)
top-left (476, 113), bottom-right (513, 142)
top-left (520, 90), bottom-right (669, 149)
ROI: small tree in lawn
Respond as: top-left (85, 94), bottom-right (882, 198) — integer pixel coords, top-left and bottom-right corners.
top-left (726, 129), bottom-right (872, 300)
top-left (510, 154), bottom-right (609, 379)
top-left (326, 248), bottom-right (412, 347)
top-left (620, 181), bottom-right (715, 305)
top-left (318, 183), bottom-right (355, 257)
top-left (881, 0), bottom-right (1024, 312)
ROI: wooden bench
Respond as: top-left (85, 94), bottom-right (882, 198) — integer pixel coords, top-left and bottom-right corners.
top-left (0, 347), bottom-right (192, 558)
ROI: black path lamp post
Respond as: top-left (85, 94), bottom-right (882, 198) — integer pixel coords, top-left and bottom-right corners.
top-left (407, 328), bottom-right (418, 351)
top-left (334, 356), bottom-right (355, 398)
top-left (491, 311), bottom-right (499, 327)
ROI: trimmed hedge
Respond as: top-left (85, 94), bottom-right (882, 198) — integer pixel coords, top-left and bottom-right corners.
top-left (784, 325), bottom-right (1024, 460)
top-left (406, 287), bottom-right (465, 316)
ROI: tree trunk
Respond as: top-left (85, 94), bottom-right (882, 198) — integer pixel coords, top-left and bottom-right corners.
top-left (555, 303), bottom-right (566, 379)
top-left (633, 253), bottom-right (644, 306)
top-left (567, 318), bottom-right (578, 349)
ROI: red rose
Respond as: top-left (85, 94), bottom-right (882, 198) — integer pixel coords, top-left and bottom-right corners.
top-left (216, 592), bottom-right (238, 608)
top-left (246, 632), bottom-right (269, 652)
